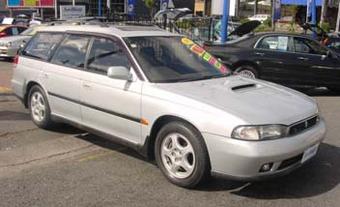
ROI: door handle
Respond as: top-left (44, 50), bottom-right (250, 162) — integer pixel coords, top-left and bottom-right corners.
top-left (297, 57), bottom-right (309, 61)
top-left (255, 52), bottom-right (265, 56)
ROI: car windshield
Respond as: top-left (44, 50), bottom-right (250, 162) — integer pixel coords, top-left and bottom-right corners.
top-left (124, 36), bottom-right (231, 83)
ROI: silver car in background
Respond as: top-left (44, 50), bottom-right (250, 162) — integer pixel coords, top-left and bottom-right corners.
top-left (11, 24), bottom-right (326, 188)
top-left (0, 25), bottom-right (44, 59)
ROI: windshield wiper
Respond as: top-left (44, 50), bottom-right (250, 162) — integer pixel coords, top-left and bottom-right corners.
top-left (169, 73), bottom-right (231, 83)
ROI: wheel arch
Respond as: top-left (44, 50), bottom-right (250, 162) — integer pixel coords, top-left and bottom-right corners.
top-left (232, 60), bottom-right (261, 76)
top-left (24, 81), bottom-right (43, 108)
top-left (143, 115), bottom-right (204, 160)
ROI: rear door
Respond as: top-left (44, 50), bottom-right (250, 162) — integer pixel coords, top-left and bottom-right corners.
top-left (292, 36), bottom-right (340, 86)
top-left (43, 34), bottom-right (91, 123)
top-left (254, 35), bottom-right (299, 84)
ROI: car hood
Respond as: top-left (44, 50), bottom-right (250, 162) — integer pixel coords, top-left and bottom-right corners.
top-left (154, 76), bottom-right (317, 125)
top-left (0, 35), bottom-right (30, 43)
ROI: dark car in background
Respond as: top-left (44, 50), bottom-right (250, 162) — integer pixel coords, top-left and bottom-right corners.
top-left (204, 32), bottom-right (340, 91)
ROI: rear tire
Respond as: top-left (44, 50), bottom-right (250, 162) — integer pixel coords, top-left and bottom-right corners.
top-left (155, 121), bottom-right (210, 188)
top-left (28, 85), bottom-right (54, 129)
top-left (235, 65), bottom-right (258, 79)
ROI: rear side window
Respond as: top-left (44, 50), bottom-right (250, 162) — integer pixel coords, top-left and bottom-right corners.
top-left (257, 36), bottom-right (291, 51)
top-left (22, 33), bottom-right (64, 61)
top-left (51, 35), bottom-right (90, 69)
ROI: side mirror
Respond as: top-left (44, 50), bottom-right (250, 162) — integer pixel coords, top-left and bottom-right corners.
top-left (107, 66), bottom-right (133, 81)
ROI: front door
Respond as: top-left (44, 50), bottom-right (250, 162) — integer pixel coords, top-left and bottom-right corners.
top-left (254, 35), bottom-right (298, 85)
top-left (80, 36), bottom-right (142, 144)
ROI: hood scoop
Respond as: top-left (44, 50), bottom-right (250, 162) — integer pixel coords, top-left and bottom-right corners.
top-left (231, 83), bottom-right (257, 91)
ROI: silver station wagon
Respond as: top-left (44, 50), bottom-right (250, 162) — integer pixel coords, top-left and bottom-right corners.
top-left (11, 24), bottom-right (326, 188)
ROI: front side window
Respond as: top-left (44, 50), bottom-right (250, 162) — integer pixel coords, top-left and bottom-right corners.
top-left (51, 35), bottom-right (90, 68)
top-left (124, 36), bottom-right (230, 83)
top-left (294, 37), bottom-right (328, 55)
top-left (22, 32), bottom-right (64, 60)
top-left (257, 36), bottom-right (290, 51)
top-left (86, 37), bottom-right (130, 74)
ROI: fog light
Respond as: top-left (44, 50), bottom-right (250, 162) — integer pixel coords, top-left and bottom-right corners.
top-left (259, 163), bottom-right (273, 172)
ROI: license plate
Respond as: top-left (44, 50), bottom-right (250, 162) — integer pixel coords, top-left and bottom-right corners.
top-left (301, 144), bottom-right (319, 163)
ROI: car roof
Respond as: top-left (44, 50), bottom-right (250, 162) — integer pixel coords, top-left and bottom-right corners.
top-left (37, 24), bottom-right (178, 38)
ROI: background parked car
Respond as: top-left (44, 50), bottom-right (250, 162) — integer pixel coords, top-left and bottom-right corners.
top-left (0, 25), bottom-right (44, 60)
top-left (0, 25), bottom-right (27, 38)
top-left (204, 32), bottom-right (340, 91)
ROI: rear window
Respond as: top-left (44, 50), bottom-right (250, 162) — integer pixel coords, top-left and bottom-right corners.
top-left (22, 32), bottom-right (64, 61)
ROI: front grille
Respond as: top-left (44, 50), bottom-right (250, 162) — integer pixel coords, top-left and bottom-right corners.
top-left (289, 116), bottom-right (318, 136)
top-left (277, 154), bottom-right (303, 170)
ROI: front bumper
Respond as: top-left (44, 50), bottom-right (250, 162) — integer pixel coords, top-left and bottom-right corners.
top-left (203, 119), bottom-right (326, 181)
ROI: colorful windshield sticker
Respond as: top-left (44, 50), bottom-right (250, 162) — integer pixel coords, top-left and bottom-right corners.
top-left (202, 52), bottom-right (212, 62)
top-left (190, 44), bottom-right (205, 57)
top-left (180, 37), bottom-right (228, 73)
top-left (181, 37), bottom-right (194, 46)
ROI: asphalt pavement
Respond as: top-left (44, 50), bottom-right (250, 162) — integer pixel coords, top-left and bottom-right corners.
top-left (0, 60), bottom-right (339, 207)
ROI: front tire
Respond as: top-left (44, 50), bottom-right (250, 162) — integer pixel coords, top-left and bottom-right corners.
top-left (28, 85), bottom-right (54, 129)
top-left (155, 121), bottom-right (210, 188)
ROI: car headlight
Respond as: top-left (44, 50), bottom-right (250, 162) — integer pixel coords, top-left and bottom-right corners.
top-left (6, 42), bottom-right (12, 47)
top-left (231, 125), bottom-right (288, 140)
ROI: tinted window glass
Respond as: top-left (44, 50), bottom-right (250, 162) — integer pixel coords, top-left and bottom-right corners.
top-left (51, 35), bottom-right (90, 68)
top-left (86, 37), bottom-right (130, 74)
top-left (294, 37), bottom-right (328, 55)
top-left (257, 36), bottom-right (289, 51)
top-left (11, 27), bottom-right (19, 35)
top-left (22, 33), bottom-right (64, 60)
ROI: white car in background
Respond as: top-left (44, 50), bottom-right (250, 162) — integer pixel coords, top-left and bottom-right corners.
top-left (0, 25), bottom-right (44, 60)
top-left (248, 14), bottom-right (270, 22)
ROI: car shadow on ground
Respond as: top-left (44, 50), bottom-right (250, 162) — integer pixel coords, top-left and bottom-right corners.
top-left (74, 133), bottom-right (147, 161)
top-left (197, 143), bottom-right (340, 199)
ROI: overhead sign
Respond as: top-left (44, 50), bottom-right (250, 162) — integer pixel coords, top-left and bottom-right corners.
top-left (60, 6), bottom-right (86, 20)
top-left (7, 0), bottom-right (54, 8)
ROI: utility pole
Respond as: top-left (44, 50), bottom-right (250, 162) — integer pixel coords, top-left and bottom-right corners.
top-left (337, 1), bottom-right (340, 32)
top-left (221, 0), bottom-right (229, 43)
